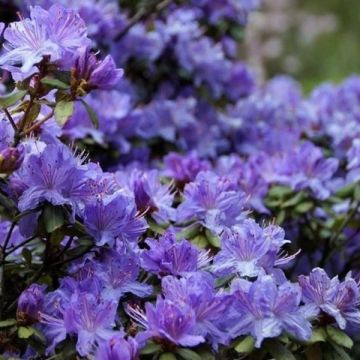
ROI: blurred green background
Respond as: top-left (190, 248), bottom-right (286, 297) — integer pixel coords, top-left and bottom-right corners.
top-left (245, 0), bottom-right (360, 92)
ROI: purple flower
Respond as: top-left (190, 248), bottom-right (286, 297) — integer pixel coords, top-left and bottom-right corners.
top-left (230, 276), bottom-right (315, 347)
top-left (38, 289), bottom-right (72, 354)
top-left (0, 119), bottom-right (14, 150)
top-left (40, 289), bottom-right (117, 356)
top-left (347, 139), bottom-right (360, 183)
top-left (176, 171), bottom-right (248, 234)
top-left (212, 220), bottom-right (297, 278)
top-left (194, 0), bottom-right (260, 24)
top-left (13, 143), bottom-right (87, 214)
top-left (141, 229), bottom-right (210, 277)
top-left (98, 248), bottom-right (152, 301)
top-left (286, 142), bottom-right (339, 200)
top-left (162, 273), bottom-right (232, 345)
top-left (225, 62), bottom-right (255, 101)
top-left (128, 296), bottom-right (205, 347)
top-left (0, 14), bottom-right (59, 76)
top-left (298, 268), bottom-right (360, 329)
top-left (83, 192), bottom-right (147, 247)
top-left (96, 335), bottom-right (139, 360)
top-left (215, 154), bottom-right (269, 213)
top-left (118, 169), bottom-right (175, 224)
top-left (72, 46), bottom-right (123, 92)
top-left (155, 8), bottom-right (201, 41)
top-left (0, 5), bottom-right (89, 77)
top-left (17, 284), bottom-right (46, 324)
top-left (212, 220), bottom-right (269, 277)
top-left (63, 293), bottom-right (117, 356)
top-left (176, 37), bottom-right (231, 98)
top-left (163, 151), bottom-right (211, 185)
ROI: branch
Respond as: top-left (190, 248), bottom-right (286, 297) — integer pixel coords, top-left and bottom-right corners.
top-left (2, 108), bottom-right (18, 132)
top-left (4, 235), bottom-right (37, 259)
top-left (20, 110), bottom-right (54, 137)
top-left (320, 198), bottom-right (360, 266)
top-left (2, 222), bottom-right (16, 254)
top-left (114, 0), bottom-right (172, 41)
top-left (53, 245), bottom-right (94, 267)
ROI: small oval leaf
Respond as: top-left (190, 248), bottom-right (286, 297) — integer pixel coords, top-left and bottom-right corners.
top-left (0, 89), bottom-right (27, 108)
top-left (326, 326), bottom-right (353, 349)
top-left (41, 77), bottom-right (70, 90)
top-left (0, 319), bottom-right (17, 328)
top-left (234, 336), bottom-right (255, 354)
top-left (55, 100), bottom-right (74, 126)
top-left (176, 348), bottom-right (202, 360)
top-left (80, 99), bottom-right (99, 128)
top-left (18, 326), bottom-right (35, 339)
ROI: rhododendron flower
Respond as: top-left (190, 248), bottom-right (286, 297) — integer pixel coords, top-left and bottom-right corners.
top-left (129, 297), bottom-right (205, 347)
top-left (72, 46), bottom-right (123, 91)
top-left (13, 143), bottom-right (87, 215)
top-left (298, 268), bottom-right (360, 329)
top-left (83, 192), bottom-right (147, 247)
top-left (141, 229), bottom-right (211, 277)
top-left (177, 171), bottom-right (248, 234)
top-left (98, 248), bottom-right (152, 301)
top-left (17, 284), bottom-right (46, 323)
top-left (162, 273), bottom-right (233, 346)
top-left (230, 276), bottom-right (316, 347)
top-left (0, 5), bottom-right (89, 77)
top-left (212, 219), bottom-right (297, 278)
top-left (96, 335), bottom-right (139, 360)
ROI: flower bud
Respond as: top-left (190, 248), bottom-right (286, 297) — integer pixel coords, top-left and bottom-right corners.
top-left (0, 146), bottom-right (24, 174)
top-left (71, 46), bottom-right (123, 96)
top-left (16, 284), bottom-right (45, 325)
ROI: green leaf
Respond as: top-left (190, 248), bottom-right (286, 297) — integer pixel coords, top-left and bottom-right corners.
top-left (41, 77), bottom-right (70, 90)
top-left (335, 183), bottom-right (355, 198)
top-left (326, 326), bottom-right (353, 349)
top-left (159, 354), bottom-right (177, 360)
top-left (53, 70), bottom-right (71, 84)
top-left (18, 326), bottom-right (35, 339)
top-left (355, 184), bottom-right (360, 201)
top-left (191, 234), bottom-right (208, 248)
top-left (148, 219), bottom-right (167, 235)
top-left (281, 192), bottom-right (306, 208)
top-left (43, 206), bottom-right (65, 233)
top-left (276, 209), bottom-right (286, 224)
top-left (205, 229), bottom-right (221, 248)
top-left (140, 342), bottom-right (162, 355)
top-left (196, 351), bottom-right (215, 360)
top-left (230, 25), bottom-right (244, 41)
top-left (22, 247), bottom-right (32, 265)
top-left (295, 201), bottom-right (314, 213)
top-left (176, 348), bottom-right (202, 360)
top-left (0, 319), bottom-right (17, 327)
top-left (24, 101), bottom-right (41, 124)
top-left (268, 185), bottom-right (293, 199)
top-left (50, 228), bottom-right (66, 247)
top-left (0, 89), bottom-right (27, 108)
top-left (265, 339), bottom-right (296, 360)
top-left (80, 99), bottom-right (99, 128)
top-left (177, 224), bottom-right (201, 240)
top-left (327, 343), bottom-right (353, 360)
top-left (234, 336), bottom-right (255, 353)
top-left (307, 327), bottom-right (327, 344)
top-left (55, 100), bottom-right (74, 126)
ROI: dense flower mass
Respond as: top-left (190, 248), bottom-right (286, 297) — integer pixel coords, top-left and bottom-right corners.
top-left (0, 1), bottom-right (359, 359)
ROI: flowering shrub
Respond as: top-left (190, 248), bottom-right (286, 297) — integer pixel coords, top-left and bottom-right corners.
top-left (0, 1), bottom-right (359, 359)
